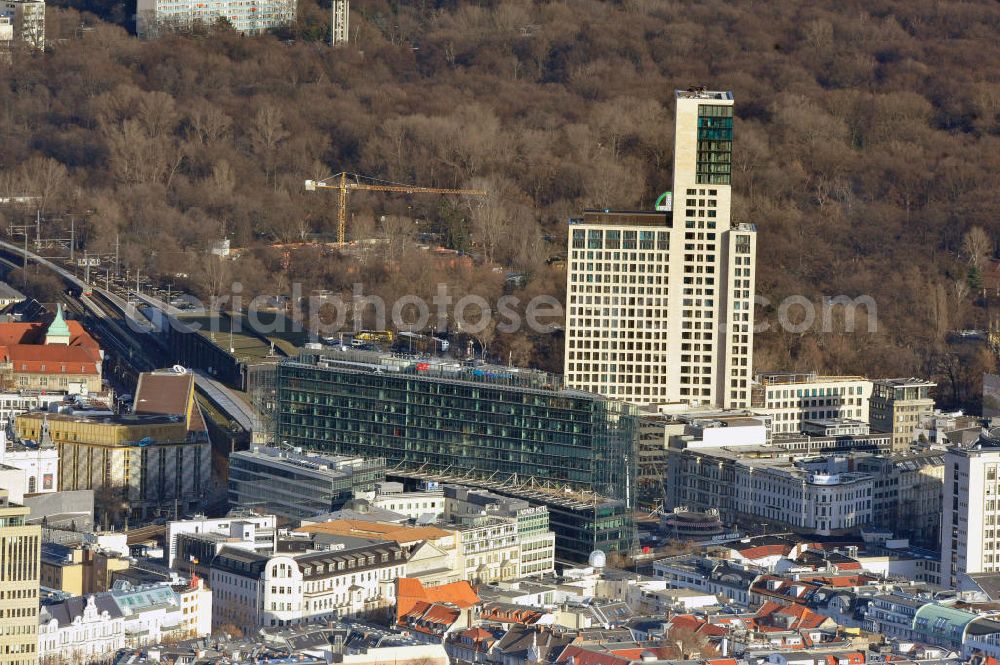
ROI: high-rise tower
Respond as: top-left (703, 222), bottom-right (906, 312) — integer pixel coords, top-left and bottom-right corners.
top-left (0, 489), bottom-right (40, 665)
top-left (564, 89), bottom-right (756, 408)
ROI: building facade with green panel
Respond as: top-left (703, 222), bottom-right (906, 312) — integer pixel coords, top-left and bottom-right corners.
top-left (275, 350), bottom-right (639, 560)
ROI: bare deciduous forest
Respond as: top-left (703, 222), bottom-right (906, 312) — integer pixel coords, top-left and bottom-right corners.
top-left (2, 0), bottom-right (1000, 406)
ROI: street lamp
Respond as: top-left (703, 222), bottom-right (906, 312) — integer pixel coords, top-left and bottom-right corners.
top-left (457, 321), bottom-right (488, 363)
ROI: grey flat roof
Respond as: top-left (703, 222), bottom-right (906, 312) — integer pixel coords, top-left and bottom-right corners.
top-left (675, 89), bottom-right (734, 100)
top-left (0, 282), bottom-right (25, 301)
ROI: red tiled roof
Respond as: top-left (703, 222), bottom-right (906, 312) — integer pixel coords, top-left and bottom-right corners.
top-left (481, 603), bottom-right (545, 625)
top-left (556, 645), bottom-right (680, 665)
top-left (609, 648), bottom-right (678, 661)
top-left (669, 614), bottom-right (727, 637)
top-left (753, 601), bottom-right (829, 631)
top-left (735, 544), bottom-right (792, 559)
top-left (555, 645), bottom-right (631, 665)
top-left (459, 627), bottom-right (495, 641)
top-left (397, 578), bottom-right (424, 599)
top-left (0, 321), bottom-right (99, 349)
top-left (396, 578), bottom-right (479, 622)
top-left (0, 319), bottom-right (102, 376)
top-left (423, 603), bottom-right (461, 624)
top-left (5, 344), bottom-right (99, 361)
top-left (0, 323), bottom-right (38, 346)
top-left (399, 600), bottom-right (462, 636)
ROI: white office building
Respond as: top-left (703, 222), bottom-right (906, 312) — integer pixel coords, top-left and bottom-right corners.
top-left (370, 482), bottom-right (445, 521)
top-left (165, 510), bottom-right (276, 569)
top-left (668, 431), bottom-right (876, 536)
top-left (210, 540), bottom-right (405, 633)
top-left (942, 433), bottom-right (1000, 587)
top-left (735, 455), bottom-right (874, 535)
top-left (564, 89), bottom-right (755, 408)
top-left (0, 393), bottom-right (61, 429)
top-left (752, 372), bottom-right (873, 434)
top-left (136, 0), bottom-right (295, 37)
top-left (1, 436), bottom-right (57, 499)
top-left (443, 485), bottom-right (555, 579)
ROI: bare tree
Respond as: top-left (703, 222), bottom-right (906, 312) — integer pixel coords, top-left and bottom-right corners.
top-left (249, 104), bottom-right (289, 190)
top-left (466, 176), bottom-right (514, 265)
top-left (380, 215), bottom-right (415, 265)
top-left (17, 156), bottom-right (68, 214)
top-left (963, 226), bottom-right (991, 268)
top-left (954, 278), bottom-right (970, 302)
top-left (187, 102), bottom-right (233, 146)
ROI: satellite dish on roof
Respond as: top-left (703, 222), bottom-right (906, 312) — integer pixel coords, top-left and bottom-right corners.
top-left (588, 550), bottom-right (606, 569)
top-left (172, 365), bottom-right (187, 374)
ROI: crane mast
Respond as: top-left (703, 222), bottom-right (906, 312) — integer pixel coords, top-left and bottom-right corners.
top-left (305, 172), bottom-right (487, 244)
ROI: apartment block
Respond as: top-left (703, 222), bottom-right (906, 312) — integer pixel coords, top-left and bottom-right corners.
top-left (38, 579), bottom-right (211, 660)
top-left (752, 371), bottom-right (873, 434)
top-left (941, 434), bottom-right (1000, 587)
top-left (38, 541), bottom-right (130, 596)
top-left (667, 429), bottom-right (878, 536)
top-left (564, 89), bottom-right (755, 409)
top-left (136, 0), bottom-right (294, 38)
top-left (0, 0), bottom-right (43, 49)
top-left (0, 489), bottom-right (40, 665)
top-left (870, 378), bottom-right (936, 451)
top-left (293, 519), bottom-right (462, 588)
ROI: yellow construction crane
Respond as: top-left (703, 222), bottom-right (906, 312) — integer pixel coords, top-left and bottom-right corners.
top-left (305, 172), bottom-right (487, 244)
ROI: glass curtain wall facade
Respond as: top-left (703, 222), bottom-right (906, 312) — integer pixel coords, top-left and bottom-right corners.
top-left (228, 448), bottom-right (385, 519)
top-left (696, 104), bottom-right (733, 185)
top-left (276, 353), bottom-right (638, 503)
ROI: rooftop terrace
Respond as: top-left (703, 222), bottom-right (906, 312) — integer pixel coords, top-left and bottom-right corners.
top-left (288, 348), bottom-right (572, 394)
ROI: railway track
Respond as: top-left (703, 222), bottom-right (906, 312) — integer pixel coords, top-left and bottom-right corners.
top-left (0, 239), bottom-right (255, 433)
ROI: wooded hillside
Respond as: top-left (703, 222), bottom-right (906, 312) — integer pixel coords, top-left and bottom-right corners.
top-left (2, 0), bottom-right (999, 406)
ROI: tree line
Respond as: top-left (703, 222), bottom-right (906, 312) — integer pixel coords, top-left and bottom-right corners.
top-left (2, 0), bottom-right (1000, 406)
